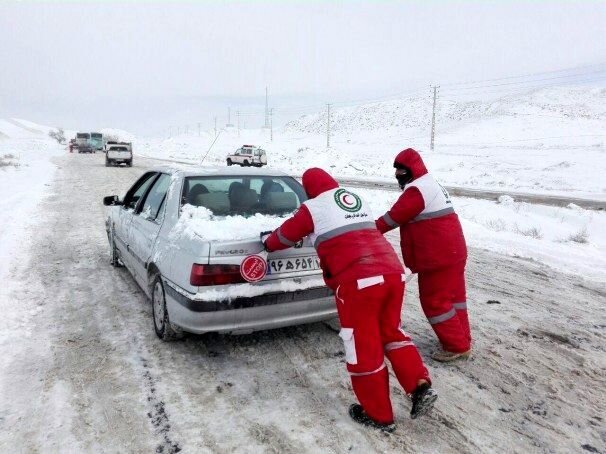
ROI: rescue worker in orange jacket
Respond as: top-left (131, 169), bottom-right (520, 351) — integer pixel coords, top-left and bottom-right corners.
top-left (376, 148), bottom-right (471, 362)
top-left (264, 167), bottom-right (437, 432)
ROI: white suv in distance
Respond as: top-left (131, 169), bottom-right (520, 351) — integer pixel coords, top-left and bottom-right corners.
top-left (226, 145), bottom-right (267, 167)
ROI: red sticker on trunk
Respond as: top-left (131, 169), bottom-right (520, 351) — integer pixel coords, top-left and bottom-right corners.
top-left (240, 255), bottom-right (268, 282)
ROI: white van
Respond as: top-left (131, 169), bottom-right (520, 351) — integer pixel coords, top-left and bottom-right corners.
top-left (226, 145), bottom-right (267, 167)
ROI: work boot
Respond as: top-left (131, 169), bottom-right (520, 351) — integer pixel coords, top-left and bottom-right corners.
top-left (410, 382), bottom-right (438, 419)
top-left (431, 349), bottom-right (471, 363)
top-left (348, 404), bottom-right (395, 433)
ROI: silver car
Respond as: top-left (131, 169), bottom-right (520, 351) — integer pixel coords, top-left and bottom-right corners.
top-left (103, 166), bottom-right (335, 340)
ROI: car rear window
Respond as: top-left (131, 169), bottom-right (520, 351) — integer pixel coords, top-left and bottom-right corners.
top-left (182, 175), bottom-right (307, 216)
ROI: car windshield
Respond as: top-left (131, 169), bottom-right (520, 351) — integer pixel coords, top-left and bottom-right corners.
top-left (182, 175), bottom-right (307, 216)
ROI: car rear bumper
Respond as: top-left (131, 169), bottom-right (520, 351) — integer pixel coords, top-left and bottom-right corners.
top-left (164, 283), bottom-right (336, 334)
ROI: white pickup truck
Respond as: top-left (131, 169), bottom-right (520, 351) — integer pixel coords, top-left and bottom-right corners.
top-left (105, 142), bottom-right (133, 167)
top-left (226, 145), bottom-right (267, 167)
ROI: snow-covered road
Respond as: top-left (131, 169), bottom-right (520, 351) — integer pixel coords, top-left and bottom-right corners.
top-left (0, 153), bottom-right (604, 453)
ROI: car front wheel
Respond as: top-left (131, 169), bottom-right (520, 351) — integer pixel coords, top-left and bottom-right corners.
top-left (151, 276), bottom-right (183, 341)
top-left (226, 158), bottom-right (232, 166)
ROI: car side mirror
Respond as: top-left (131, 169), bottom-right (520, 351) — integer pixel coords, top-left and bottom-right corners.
top-left (103, 195), bottom-right (122, 206)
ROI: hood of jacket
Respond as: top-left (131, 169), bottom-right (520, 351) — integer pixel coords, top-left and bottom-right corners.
top-left (394, 148), bottom-right (428, 180)
top-left (302, 167), bottom-right (339, 199)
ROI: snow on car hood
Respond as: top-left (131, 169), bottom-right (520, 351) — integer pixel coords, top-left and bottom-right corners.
top-left (172, 204), bottom-right (289, 242)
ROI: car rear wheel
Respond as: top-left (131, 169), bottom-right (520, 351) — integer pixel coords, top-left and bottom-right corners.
top-left (152, 276), bottom-right (183, 341)
top-left (243, 160), bottom-right (249, 167)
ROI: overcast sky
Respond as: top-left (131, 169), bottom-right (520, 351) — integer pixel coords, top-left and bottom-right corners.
top-left (1, 1), bottom-right (605, 134)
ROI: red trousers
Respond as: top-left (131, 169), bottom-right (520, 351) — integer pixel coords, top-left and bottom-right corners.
top-left (335, 273), bottom-right (430, 424)
top-left (417, 261), bottom-right (471, 353)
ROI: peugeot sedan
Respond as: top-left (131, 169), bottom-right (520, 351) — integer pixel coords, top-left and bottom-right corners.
top-left (103, 166), bottom-right (335, 340)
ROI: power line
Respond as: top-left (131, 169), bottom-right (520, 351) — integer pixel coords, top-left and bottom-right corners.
top-left (439, 61), bottom-right (606, 89)
top-left (440, 69), bottom-right (606, 93)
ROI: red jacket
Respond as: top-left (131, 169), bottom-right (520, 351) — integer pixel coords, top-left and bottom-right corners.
top-left (265, 168), bottom-right (403, 289)
top-left (375, 148), bottom-right (467, 273)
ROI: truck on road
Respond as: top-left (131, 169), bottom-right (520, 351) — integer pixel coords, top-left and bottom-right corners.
top-left (75, 132), bottom-right (94, 153)
top-left (105, 142), bottom-right (133, 167)
top-left (90, 132), bottom-right (104, 152)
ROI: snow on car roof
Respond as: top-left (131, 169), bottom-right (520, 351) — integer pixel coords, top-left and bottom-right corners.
top-left (150, 165), bottom-right (290, 178)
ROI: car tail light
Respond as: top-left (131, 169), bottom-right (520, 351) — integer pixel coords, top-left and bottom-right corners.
top-left (190, 264), bottom-right (246, 286)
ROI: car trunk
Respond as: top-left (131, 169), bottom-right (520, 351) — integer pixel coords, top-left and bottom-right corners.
top-left (208, 237), bottom-right (321, 282)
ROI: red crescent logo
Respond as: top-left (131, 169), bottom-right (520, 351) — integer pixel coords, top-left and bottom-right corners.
top-left (343, 194), bottom-right (353, 205)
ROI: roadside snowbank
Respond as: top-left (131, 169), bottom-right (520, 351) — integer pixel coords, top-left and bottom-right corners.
top-left (353, 187), bottom-right (606, 283)
top-left (0, 137), bottom-right (63, 338)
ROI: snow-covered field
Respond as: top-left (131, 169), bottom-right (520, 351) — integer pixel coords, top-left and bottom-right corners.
top-left (355, 188), bottom-right (606, 283)
top-left (136, 85), bottom-right (606, 201)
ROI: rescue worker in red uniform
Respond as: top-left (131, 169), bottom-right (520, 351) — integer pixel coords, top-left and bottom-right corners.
top-left (263, 167), bottom-right (437, 432)
top-left (375, 148), bottom-right (471, 362)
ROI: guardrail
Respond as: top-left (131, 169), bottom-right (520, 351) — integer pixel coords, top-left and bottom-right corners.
top-left (137, 155), bottom-right (605, 211)
top-left (337, 178), bottom-right (606, 211)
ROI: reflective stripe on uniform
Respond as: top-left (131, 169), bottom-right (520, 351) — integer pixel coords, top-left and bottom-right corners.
top-left (384, 341), bottom-right (415, 352)
top-left (382, 212), bottom-right (398, 227)
top-left (411, 206), bottom-right (455, 223)
top-left (357, 275), bottom-right (384, 290)
top-left (314, 221), bottom-right (376, 247)
top-left (427, 307), bottom-right (457, 325)
top-left (277, 228), bottom-right (296, 247)
top-left (349, 363), bottom-right (386, 377)
top-left (453, 302), bottom-right (467, 310)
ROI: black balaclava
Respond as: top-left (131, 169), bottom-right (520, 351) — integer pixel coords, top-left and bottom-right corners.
top-left (394, 161), bottom-right (413, 189)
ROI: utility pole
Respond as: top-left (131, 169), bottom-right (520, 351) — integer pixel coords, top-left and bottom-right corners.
top-left (270, 108), bottom-right (274, 141)
top-left (326, 103), bottom-right (331, 148)
top-left (214, 116), bottom-right (217, 138)
top-left (197, 122), bottom-right (201, 137)
top-left (264, 86), bottom-right (269, 128)
top-left (430, 85), bottom-right (439, 152)
top-left (227, 107), bottom-right (231, 126)
top-left (237, 111), bottom-right (240, 137)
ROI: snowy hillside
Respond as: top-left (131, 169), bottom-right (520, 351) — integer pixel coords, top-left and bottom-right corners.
top-left (0, 118), bottom-right (54, 139)
top-left (137, 84), bottom-right (606, 201)
top-left (285, 86), bottom-right (606, 138)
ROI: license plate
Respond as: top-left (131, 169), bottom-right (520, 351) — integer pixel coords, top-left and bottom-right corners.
top-left (267, 256), bottom-right (321, 275)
